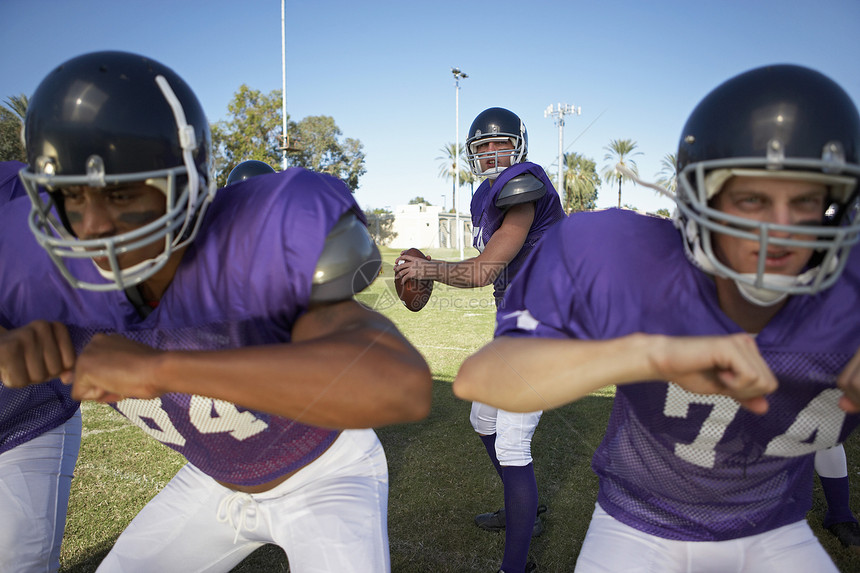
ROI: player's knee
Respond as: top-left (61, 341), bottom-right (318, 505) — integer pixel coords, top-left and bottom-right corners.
top-left (470, 402), bottom-right (497, 434)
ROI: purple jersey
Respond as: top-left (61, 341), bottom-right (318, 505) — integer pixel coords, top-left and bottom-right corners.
top-left (0, 161), bottom-right (26, 207)
top-left (0, 168), bottom-right (364, 485)
top-left (496, 208), bottom-right (860, 541)
top-left (470, 162), bottom-right (564, 301)
top-left (0, 161), bottom-right (79, 455)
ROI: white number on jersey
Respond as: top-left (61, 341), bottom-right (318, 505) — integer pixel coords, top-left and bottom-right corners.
top-left (116, 396), bottom-right (269, 446)
top-left (765, 388), bottom-right (845, 457)
top-left (474, 226), bottom-right (485, 252)
top-left (663, 383), bottom-right (846, 469)
top-left (188, 396), bottom-right (269, 440)
top-left (116, 398), bottom-right (187, 447)
top-left (664, 383), bottom-right (740, 468)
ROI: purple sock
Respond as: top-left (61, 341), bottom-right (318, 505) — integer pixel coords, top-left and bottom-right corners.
top-left (500, 463), bottom-right (538, 573)
top-left (480, 433), bottom-right (504, 482)
top-left (819, 475), bottom-right (858, 528)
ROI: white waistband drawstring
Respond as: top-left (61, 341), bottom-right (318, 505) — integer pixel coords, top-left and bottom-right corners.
top-left (216, 491), bottom-right (259, 544)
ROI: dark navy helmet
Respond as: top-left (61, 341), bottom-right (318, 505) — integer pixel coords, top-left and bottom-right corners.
top-left (20, 50), bottom-right (215, 291)
top-left (674, 64), bottom-right (860, 304)
top-left (465, 107), bottom-right (527, 178)
top-left (226, 160), bottom-right (276, 186)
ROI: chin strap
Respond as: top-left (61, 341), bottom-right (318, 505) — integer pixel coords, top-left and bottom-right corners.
top-left (734, 278), bottom-right (790, 306)
top-left (686, 218), bottom-right (834, 307)
top-left (685, 220), bottom-right (796, 307)
top-left (124, 285), bottom-right (154, 318)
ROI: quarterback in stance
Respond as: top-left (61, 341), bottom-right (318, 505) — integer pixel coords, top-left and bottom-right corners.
top-left (0, 51), bottom-right (432, 572)
top-left (397, 107), bottom-right (564, 573)
top-left (455, 64), bottom-right (860, 572)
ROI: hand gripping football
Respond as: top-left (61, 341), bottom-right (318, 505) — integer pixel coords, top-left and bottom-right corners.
top-left (395, 248), bottom-right (434, 312)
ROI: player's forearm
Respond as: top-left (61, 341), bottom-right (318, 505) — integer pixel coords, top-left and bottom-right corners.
top-left (156, 329), bottom-right (432, 429)
top-left (453, 334), bottom-right (659, 411)
top-left (425, 259), bottom-right (502, 288)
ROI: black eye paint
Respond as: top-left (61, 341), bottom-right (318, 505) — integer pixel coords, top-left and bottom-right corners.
top-left (118, 210), bottom-right (161, 226)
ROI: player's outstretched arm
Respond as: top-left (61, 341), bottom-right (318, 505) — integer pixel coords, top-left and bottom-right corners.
top-left (69, 300), bottom-right (433, 429)
top-left (394, 202), bottom-right (535, 288)
top-left (0, 321), bottom-right (76, 389)
top-left (837, 346), bottom-right (860, 413)
top-left (453, 332), bottom-right (776, 414)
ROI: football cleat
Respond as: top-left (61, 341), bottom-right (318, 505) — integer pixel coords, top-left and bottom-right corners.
top-left (828, 521), bottom-right (860, 555)
top-left (475, 504), bottom-right (547, 537)
top-left (498, 560), bottom-right (537, 573)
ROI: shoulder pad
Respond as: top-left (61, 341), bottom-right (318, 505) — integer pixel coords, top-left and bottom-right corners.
top-left (310, 213), bottom-right (382, 304)
top-left (495, 173), bottom-right (546, 209)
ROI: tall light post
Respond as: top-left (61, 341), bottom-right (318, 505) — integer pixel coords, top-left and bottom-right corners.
top-left (452, 67), bottom-right (467, 259)
top-left (278, 1), bottom-right (302, 166)
top-left (280, 0), bottom-right (288, 170)
top-left (544, 103), bottom-right (581, 199)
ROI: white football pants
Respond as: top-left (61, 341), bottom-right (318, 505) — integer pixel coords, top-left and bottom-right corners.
top-left (574, 503), bottom-right (838, 573)
top-left (97, 428), bottom-right (389, 573)
top-left (470, 401), bottom-right (542, 466)
top-left (0, 409), bottom-right (82, 573)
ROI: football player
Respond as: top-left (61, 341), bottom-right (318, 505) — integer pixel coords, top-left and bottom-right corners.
top-left (396, 107), bottom-right (564, 573)
top-left (0, 51), bottom-right (432, 572)
top-left (454, 64), bottom-right (860, 572)
top-left (0, 160), bottom-right (82, 573)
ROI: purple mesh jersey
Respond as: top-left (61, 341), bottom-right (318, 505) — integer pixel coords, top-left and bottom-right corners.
top-left (0, 168), bottom-right (363, 485)
top-left (0, 161), bottom-right (80, 456)
top-left (470, 162), bottom-right (564, 301)
top-left (496, 208), bottom-right (860, 541)
top-left (0, 161), bottom-right (26, 208)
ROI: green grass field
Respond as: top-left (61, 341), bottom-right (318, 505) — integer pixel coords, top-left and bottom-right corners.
top-left (58, 247), bottom-right (860, 572)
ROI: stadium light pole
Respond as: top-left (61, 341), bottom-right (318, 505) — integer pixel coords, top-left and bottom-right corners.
top-left (544, 103), bottom-right (581, 199)
top-left (452, 67), bottom-right (467, 259)
top-left (280, 0), bottom-right (288, 170)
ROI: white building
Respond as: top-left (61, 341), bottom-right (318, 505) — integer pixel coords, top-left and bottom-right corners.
top-left (385, 204), bottom-right (472, 250)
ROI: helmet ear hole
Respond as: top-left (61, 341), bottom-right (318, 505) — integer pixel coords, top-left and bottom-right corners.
top-left (47, 191), bottom-right (76, 238)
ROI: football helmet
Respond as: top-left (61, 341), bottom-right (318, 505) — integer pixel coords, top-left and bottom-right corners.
top-left (466, 107), bottom-right (527, 179)
top-left (675, 64), bottom-right (860, 305)
top-left (19, 50), bottom-right (215, 292)
top-left (226, 160), bottom-right (276, 186)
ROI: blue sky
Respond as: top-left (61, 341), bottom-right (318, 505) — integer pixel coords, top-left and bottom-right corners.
top-left (2, 0), bottom-right (859, 216)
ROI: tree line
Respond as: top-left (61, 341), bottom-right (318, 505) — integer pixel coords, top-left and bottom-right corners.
top-left (2, 89), bottom-right (676, 217)
top-left (0, 88), bottom-right (367, 193)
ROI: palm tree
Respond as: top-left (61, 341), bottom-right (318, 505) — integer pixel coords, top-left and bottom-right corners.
top-left (562, 152), bottom-right (601, 213)
top-left (602, 138), bottom-right (642, 208)
top-left (3, 94), bottom-right (28, 122)
top-left (436, 143), bottom-right (474, 209)
top-left (655, 152), bottom-right (677, 196)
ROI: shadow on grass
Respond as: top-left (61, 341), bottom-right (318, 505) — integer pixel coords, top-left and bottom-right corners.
top-left (60, 544), bottom-right (111, 573)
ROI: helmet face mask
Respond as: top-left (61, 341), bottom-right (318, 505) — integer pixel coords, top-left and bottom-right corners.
top-left (674, 65), bottom-right (860, 305)
top-left (466, 108), bottom-right (528, 179)
top-left (22, 170), bottom-right (206, 292)
top-left (19, 51), bottom-right (216, 292)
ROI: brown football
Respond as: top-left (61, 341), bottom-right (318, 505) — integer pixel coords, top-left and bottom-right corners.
top-left (394, 248), bottom-right (434, 312)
